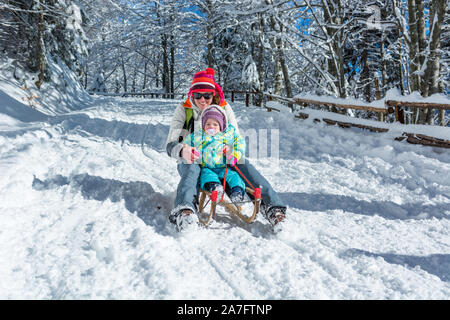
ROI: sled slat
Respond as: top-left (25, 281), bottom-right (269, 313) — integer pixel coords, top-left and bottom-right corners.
top-left (198, 189), bottom-right (260, 225)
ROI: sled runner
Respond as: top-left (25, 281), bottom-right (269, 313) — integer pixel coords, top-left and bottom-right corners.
top-left (197, 164), bottom-right (262, 226)
top-left (197, 186), bottom-right (261, 226)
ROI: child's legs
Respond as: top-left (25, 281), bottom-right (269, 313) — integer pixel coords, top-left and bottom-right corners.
top-left (219, 169), bottom-right (245, 191)
top-left (200, 167), bottom-right (221, 190)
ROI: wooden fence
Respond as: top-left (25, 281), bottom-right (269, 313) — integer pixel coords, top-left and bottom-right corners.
top-left (89, 91), bottom-right (186, 99)
top-left (89, 90), bottom-right (450, 124)
top-left (225, 91), bottom-right (450, 124)
top-left (262, 93), bottom-right (450, 125)
top-left (88, 90), bottom-right (450, 148)
top-left (259, 92), bottom-right (450, 148)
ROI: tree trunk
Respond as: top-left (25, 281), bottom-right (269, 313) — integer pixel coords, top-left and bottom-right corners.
top-left (131, 63), bottom-right (137, 93)
top-left (121, 57), bottom-right (127, 92)
top-left (407, 0), bottom-right (424, 123)
top-left (323, 0), bottom-right (347, 113)
top-left (415, 0), bottom-right (429, 123)
top-left (156, 52), bottom-right (160, 88)
top-left (416, 0), bottom-right (427, 88)
top-left (393, 1), bottom-right (406, 96)
top-left (84, 64), bottom-right (88, 89)
top-left (170, 34), bottom-right (175, 97)
top-left (161, 34), bottom-right (169, 95)
top-left (407, 0), bottom-right (420, 93)
top-left (362, 49), bottom-right (371, 102)
top-left (207, 31), bottom-right (214, 68)
top-left (276, 23), bottom-right (293, 109)
top-left (423, 0), bottom-right (446, 124)
top-left (142, 59), bottom-right (148, 92)
top-left (206, 0), bottom-right (214, 68)
top-left (438, 72), bottom-right (445, 126)
top-left (273, 59), bottom-right (283, 95)
top-left (35, 3), bottom-right (45, 90)
top-left (257, 13), bottom-right (265, 106)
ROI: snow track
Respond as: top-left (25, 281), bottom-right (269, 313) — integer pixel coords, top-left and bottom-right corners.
top-left (0, 96), bottom-right (449, 299)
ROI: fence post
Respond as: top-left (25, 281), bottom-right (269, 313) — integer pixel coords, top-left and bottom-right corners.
top-left (245, 93), bottom-right (249, 107)
top-left (375, 78), bottom-right (384, 122)
top-left (394, 105), bottom-right (405, 124)
top-left (231, 92), bottom-right (235, 102)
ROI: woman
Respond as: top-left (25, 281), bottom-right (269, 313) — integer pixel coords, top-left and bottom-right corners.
top-left (165, 68), bottom-right (286, 231)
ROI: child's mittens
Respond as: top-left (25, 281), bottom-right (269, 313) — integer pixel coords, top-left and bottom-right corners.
top-left (223, 145), bottom-right (239, 167)
top-left (192, 149), bottom-right (200, 158)
top-left (228, 155), bottom-right (238, 167)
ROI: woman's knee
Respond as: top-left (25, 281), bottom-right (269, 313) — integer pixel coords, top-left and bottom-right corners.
top-left (177, 163), bottom-right (201, 177)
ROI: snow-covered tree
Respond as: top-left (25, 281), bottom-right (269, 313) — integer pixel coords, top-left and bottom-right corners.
top-left (0, 0), bottom-right (89, 89)
top-left (241, 55), bottom-right (260, 91)
top-left (89, 68), bottom-right (107, 93)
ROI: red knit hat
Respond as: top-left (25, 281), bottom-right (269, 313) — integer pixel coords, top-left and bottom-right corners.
top-left (189, 68), bottom-right (225, 104)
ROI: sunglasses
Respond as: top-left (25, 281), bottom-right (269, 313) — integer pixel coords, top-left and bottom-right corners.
top-left (193, 92), bottom-right (213, 100)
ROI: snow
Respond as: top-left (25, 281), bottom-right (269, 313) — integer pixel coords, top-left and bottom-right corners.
top-left (293, 88), bottom-right (450, 110)
top-left (0, 57), bottom-right (93, 116)
top-left (0, 86), bottom-right (449, 299)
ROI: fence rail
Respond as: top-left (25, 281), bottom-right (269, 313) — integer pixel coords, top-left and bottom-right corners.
top-left (261, 92), bottom-right (450, 148)
top-left (264, 93), bottom-right (389, 114)
top-left (88, 89), bottom-right (449, 148)
top-left (89, 90), bottom-right (450, 125)
top-left (385, 100), bottom-right (450, 111)
top-left (89, 91), bottom-right (186, 99)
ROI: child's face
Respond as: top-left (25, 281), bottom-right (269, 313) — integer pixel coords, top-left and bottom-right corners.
top-left (204, 118), bottom-right (220, 135)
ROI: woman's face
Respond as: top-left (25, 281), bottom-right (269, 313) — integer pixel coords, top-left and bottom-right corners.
top-left (193, 91), bottom-right (214, 110)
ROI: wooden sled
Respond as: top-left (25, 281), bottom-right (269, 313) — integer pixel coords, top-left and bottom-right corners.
top-left (197, 186), bottom-right (261, 226)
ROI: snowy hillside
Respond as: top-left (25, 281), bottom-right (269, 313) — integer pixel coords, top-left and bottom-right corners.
top-left (0, 89), bottom-right (449, 299)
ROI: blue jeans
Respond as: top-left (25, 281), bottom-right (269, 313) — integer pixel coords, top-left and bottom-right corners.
top-left (235, 161), bottom-right (284, 208)
top-left (174, 162), bottom-right (201, 211)
top-left (174, 159), bottom-right (285, 211)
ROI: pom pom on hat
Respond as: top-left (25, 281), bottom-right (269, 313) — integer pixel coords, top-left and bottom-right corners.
top-left (189, 68), bottom-right (216, 95)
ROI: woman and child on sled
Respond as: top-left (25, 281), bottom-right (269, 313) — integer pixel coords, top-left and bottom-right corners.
top-left (165, 68), bottom-right (286, 231)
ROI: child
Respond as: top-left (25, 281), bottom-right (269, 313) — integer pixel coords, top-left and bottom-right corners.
top-left (183, 105), bottom-right (246, 203)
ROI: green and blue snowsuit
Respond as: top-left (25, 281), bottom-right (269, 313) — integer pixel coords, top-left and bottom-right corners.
top-left (183, 123), bottom-right (246, 191)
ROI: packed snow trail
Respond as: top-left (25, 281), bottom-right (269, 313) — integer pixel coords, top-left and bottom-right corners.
top-left (0, 95), bottom-right (449, 299)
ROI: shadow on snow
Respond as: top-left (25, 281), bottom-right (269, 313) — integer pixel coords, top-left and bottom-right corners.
top-left (32, 173), bottom-right (175, 235)
top-left (0, 109), bottom-right (169, 153)
top-left (344, 249), bottom-right (450, 282)
top-left (49, 113), bottom-right (169, 151)
top-left (31, 173), bottom-right (274, 237)
top-left (279, 192), bottom-right (449, 220)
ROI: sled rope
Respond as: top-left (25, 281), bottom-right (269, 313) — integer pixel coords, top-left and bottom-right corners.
top-left (220, 165), bottom-right (228, 203)
top-left (198, 151), bottom-right (261, 226)
top-left (233, 164), bottom-right (255, 191)
top-left (220, 162), bottom-right (255, 202)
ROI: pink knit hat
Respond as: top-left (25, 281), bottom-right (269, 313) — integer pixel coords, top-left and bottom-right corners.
top-left (189, 68), bottom-right (225, 105)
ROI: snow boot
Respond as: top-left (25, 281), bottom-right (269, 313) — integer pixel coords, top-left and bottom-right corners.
top-left (169, 208), bottom-right (196, 232)
top-left (204, 182), bottom-right (224, 200)
top-left (229, 186), bottom-right (245, 204)
top-left (264, 206), bottom-right (286, 232)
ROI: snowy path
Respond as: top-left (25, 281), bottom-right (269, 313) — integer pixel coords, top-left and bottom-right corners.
top-left (0, 96), bottom-right (449, 299)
